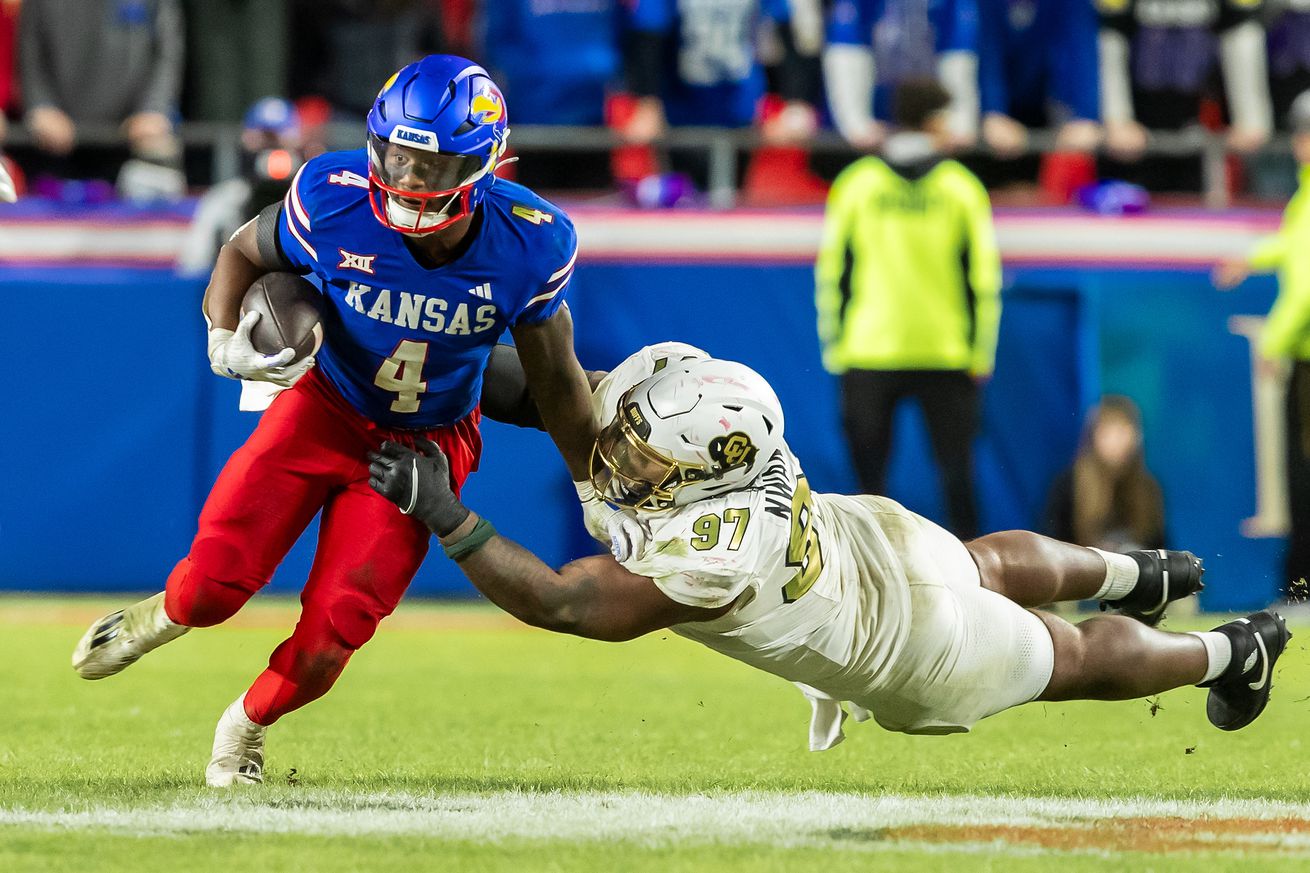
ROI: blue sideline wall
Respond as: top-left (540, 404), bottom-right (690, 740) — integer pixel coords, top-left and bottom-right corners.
top-left (0, 262), bottom-right (1283, 609)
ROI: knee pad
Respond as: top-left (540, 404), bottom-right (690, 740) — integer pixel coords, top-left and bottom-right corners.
top-left (326, 596), bottom-right (384, 651)
top-left (165, 538), bottom-right (266, 627)
top-left (189, 535), bottom-right (256, 585)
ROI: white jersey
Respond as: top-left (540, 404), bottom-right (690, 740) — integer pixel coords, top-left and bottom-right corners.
top-left (593, 345), bottom-right (913, 704)
top-left (625, 453), bottom-right (914, 704)
top-left (592, 346), bottom-right (1055, 743)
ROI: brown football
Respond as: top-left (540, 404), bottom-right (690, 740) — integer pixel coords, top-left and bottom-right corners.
top-left (240, 272), bottom-right (324, 363)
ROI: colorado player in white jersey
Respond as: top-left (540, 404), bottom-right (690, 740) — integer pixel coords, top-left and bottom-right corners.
top-left (369, 343), bottom-right (1291, 743)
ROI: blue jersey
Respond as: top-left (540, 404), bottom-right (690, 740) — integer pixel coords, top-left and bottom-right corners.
top-left (627, 0), bottom-right (790, 127)
top-left (827, 0), bottom-right (979, 119)
top-left (482, 0), bottom-right (620, 125)
top-left (274, 149), bottom-right (577, 428)
top-left (827, 0), bottom-right (978, 63)
top-left (978, 0), bottom-right (1098, 124)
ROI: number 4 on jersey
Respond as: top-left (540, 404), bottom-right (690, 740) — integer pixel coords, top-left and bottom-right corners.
top-left (329, 170), bottom-right (369, 189)
top-left (375, 340), bottom-right (429, 413)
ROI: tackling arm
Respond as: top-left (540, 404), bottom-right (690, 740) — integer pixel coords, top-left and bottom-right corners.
top-left (368, 441), bottom-right (724, 641)
top-left (451, 534), bottom-right (718, 641)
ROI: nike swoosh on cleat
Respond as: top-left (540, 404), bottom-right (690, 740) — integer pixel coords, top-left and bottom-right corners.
top-left (1248, 632), bottom-right (1270, 691)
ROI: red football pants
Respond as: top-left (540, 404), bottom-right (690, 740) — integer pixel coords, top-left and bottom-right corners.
top-left (164, 368), bottom-right (481, 725)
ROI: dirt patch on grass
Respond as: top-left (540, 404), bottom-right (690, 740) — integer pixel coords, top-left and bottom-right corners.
top-left (889, 817), bottom-right (1310, 855)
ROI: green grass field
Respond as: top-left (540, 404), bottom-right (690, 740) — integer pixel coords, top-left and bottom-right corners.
top-left (4, 595), bottom-right (1310, 872)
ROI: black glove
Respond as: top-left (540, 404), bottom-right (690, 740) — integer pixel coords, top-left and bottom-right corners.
top-left (367, 440), bottom-right (471, 536)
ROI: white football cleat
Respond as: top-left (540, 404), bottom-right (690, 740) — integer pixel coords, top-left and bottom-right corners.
top-left (71, 591), bottom-right (189, 679)
top-left (206, 694), bottom-right (266, 787)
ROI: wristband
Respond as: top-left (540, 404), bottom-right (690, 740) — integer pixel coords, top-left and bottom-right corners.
top-left (443, 517), bottom-right (497, 562)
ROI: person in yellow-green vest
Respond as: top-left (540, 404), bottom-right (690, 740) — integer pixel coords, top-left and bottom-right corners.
top-left (816, 78), bottom-right (1002, 539)
top-left (1213, 91), bottom-right (1310, 595)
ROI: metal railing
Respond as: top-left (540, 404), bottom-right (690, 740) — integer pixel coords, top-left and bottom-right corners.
top-left (2, 121), bottom-right (1292, 209)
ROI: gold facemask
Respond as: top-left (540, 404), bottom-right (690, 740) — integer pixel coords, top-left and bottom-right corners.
top-left (589, 402), bottom-right (714, 512)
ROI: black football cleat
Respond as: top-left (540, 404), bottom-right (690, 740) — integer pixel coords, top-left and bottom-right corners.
top-left (1102, 549), bottom-right (1205, 627)
top-left (1202, 610), bottom-right (1290, 732)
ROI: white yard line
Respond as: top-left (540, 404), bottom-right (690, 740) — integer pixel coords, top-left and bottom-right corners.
top-left (3, 790), bottom-right (1309, 854)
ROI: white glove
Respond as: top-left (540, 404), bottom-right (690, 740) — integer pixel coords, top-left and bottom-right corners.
top-left (574, 480), bottom-right (649, 562)
top-left (207, 311), bottom-right (314, 387)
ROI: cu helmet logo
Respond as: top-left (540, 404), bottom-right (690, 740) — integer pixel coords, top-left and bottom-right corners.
top-left (709, 432), bottom-right (757, 470)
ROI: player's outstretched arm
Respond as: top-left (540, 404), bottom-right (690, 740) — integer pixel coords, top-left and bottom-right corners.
top-left (510, 307), bottom-right (600, 480)
top-left (368, 440), bottom-right (724, 641)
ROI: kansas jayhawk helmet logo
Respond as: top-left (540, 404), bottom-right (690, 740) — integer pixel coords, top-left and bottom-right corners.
top-left (471, 87), bottom-right (505, 125)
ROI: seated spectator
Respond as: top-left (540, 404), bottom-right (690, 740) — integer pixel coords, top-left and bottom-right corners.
top-left (1043, 396), bottom-right (1166, 553)
top-left (19, 0), bottom-right (184, 197)
top-left (1097, 0), bottom-right (1273, 190)
top-left (977, 0), bottom-right (1100, 157)
top-left (617, 0), bottom-right (819, 189)
top-left (823, 0), bottom-right (980, 151)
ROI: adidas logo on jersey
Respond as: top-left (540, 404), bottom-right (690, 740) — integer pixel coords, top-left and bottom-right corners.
top-left (467, 283), bottom-right (492, 300)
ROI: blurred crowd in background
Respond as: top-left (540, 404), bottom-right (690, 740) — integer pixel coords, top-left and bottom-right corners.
top-left (1, 0), bottom-right (1309, 204)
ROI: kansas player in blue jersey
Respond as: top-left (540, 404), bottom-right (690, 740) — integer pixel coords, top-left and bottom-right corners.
top-left (70, 56), bottom-right (609, 786)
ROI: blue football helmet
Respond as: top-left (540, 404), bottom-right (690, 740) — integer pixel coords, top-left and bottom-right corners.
top-left (365, 55), bottom-right (510, 235)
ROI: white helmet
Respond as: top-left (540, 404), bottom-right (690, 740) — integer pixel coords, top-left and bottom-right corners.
top-left (591, 358), bottom-right (785, 511)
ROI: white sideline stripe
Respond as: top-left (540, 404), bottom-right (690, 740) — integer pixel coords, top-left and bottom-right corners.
top-left (0, 211), bottom-right (1280, 266)
top-left (4, 791), bottom-right (1310, 851)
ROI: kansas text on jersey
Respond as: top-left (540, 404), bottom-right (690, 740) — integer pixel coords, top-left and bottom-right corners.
top-left (257, 149), bottom-right (578, 427)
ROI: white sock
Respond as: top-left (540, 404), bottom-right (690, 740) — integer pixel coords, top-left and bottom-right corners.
top-left (148, 593), bottom-right (184, 632)
top-left (1189, 631), bottom-right (1233, 684)
top-left (228, 693), bottom-right (266, 731)
top-left (1090, 548), bottom-right (1139, 600)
